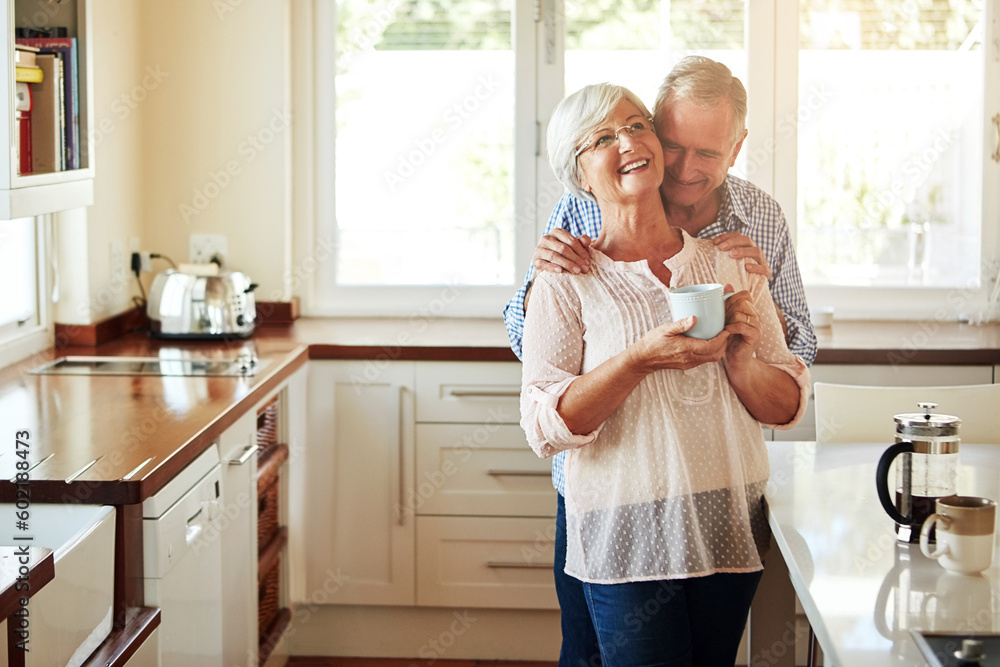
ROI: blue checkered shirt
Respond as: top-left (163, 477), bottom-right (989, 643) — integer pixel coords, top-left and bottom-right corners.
top-left (503, 174), bottom-right (817, 495)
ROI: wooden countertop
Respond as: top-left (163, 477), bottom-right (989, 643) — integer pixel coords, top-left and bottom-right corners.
top-left (278, 316), bottom-right (1000, 364)
top-left (0, 335), bottom-right (308, 504)
top-left (0, 316), bottom-right (998, 504)
top-left (812, 319), bottom-right (1000, 364)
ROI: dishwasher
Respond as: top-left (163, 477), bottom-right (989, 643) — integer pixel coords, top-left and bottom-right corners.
top-left (143, 445), bottom-right (223, 665)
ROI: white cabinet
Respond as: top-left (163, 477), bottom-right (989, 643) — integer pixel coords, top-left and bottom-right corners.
top-left (217, 409), bottom-right (258, 667)
top-left (1, 0), bottom-right (94, 218)
top-left (413, 361), bottom-right (558, 610)
top-left (305, 361), bottom-right (415, 605)
top-left (771, 363), bottom-right (995, 441)
top-left (303, 360), bottom-right (558, 611)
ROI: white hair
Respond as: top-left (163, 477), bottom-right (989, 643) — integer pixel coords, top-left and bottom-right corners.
top-left (546, 83), bottom-right (653, 202)
top-left (653, 55), bottom-right (747, 148)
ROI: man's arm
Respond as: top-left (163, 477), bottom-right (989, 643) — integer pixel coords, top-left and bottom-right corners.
top-left (761, 218), bottom-right (817, 366)
top-left (715, 180), bottom-right (817, 366)
top-left (503, 193), bottom-right (603, 359)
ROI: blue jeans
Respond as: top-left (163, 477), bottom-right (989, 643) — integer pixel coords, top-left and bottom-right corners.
top-left (582, 571), bottom-right (763, 667)
top-left (555, 493), bottom-right (602, 667)
top-left (555, 493), bottom-right (763, 667)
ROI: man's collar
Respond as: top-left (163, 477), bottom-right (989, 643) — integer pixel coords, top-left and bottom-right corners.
top-left (717, 175), bottom-right (748, 232)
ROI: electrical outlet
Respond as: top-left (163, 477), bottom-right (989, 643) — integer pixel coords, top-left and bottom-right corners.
top-left (190, 234), bottom-right (228, 266)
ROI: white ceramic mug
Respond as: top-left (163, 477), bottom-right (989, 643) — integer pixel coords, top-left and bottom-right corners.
top-left (669, 283), bottom-right (734, 340)
top-left (919, 495), bottom-right (997, 575)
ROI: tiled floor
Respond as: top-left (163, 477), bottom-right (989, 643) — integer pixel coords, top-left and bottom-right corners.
top-left (287, 659), bottom-right (557, 667)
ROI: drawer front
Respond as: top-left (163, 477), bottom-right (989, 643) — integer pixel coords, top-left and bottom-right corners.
top-left (416, 361), bottom-right (521, 423)
top-left (414, 424), bottom-right (556, 517)
top-left (416, 516), bottom-right (558, 610)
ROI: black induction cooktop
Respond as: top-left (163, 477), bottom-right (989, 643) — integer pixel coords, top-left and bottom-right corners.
top-left (911, 631), bottom-right (1000, 667)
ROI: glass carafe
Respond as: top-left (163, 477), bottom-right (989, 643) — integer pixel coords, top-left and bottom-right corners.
top-left (876, 402), bottom-right (960, 543)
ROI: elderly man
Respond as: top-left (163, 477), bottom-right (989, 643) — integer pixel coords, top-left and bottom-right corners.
top-left (503, 55), bottom-right (816, 667)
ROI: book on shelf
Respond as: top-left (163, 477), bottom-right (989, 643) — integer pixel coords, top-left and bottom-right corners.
top-left (30, 53), bottom-right (63, 174)
top-left (15, 37), bottom-right (79, 170)
top-left (15, 83), bottom-right (32, 175)
top-left (15, 44), bottom-right (38, 67)
top-left (15, 66), bottom-right (42, 83)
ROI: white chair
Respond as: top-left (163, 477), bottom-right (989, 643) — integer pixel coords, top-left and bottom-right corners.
top-left (813, 382), bottom-right (1000, 444)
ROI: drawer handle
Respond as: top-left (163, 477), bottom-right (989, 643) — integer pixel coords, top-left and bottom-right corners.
top-left (486, 561), bottom-right (551, 569)
top-left (228, 444), bottom-right (260, 466)
top-left (447, 389), bottom-right (521, 398)
top-left (993, 113), bottom-right (1000, 162)
top-left (487, 469), bottom-right (551, 477)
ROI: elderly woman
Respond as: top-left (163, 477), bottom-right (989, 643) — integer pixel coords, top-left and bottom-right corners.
top-left (520, 83), bottom-right (810, 667)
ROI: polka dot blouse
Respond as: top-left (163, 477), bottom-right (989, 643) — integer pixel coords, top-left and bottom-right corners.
top-left (520, 231), bottom-right (810, 584)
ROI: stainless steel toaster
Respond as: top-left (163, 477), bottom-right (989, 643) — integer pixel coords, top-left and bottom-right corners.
top-left (146, 269), bottom-right (258, 339)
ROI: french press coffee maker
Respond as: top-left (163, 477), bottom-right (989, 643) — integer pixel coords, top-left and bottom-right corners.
top-left (875, 402), bottom-right (960, 543)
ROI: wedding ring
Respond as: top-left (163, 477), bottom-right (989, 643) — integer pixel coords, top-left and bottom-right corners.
top-left (744, 314), bottom-right (750, 324)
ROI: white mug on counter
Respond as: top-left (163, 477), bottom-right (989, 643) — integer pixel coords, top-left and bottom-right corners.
top-left (919, 495), bottom-right (997, 575)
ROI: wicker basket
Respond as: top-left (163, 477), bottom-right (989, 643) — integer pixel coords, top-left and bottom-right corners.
top-left (256, 397), bottom-right (279, 454)
top-left (257, 478), bottom-right (280, 554)
top-left (258, 557), bottom-right (281, 635)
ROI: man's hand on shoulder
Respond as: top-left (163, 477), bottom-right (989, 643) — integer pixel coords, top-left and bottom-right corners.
top-left (533, 229), bottom-right (593, 275)
top-left (713, 231), bottom-right (772, 279)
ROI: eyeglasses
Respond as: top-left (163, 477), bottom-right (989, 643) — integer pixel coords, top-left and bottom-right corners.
top-left (574, 118), bottom-right (654, 158)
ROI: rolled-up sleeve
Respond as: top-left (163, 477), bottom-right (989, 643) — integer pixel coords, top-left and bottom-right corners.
top-left (761, 355), bottom-right (811, 430)
top-left (519, 275), bottom-right (602, 458)
top-left (742, 264), bottom-right (812, 430)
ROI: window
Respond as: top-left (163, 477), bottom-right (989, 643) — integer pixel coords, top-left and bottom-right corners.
top-left (308, 1), bottom-right (1000, 321)
top-left (334, 1), bottom-right (515, 286)
top-left (0, 218), bottom-right (39, 337)
top-left (0, 216), bottom-right (48, 368)
top-left (797, 1), bottom-right (985, 287)
top-left (314, 0), bottom-right (531, 315)
top-left (785, 0), bottom-right (1000, 320)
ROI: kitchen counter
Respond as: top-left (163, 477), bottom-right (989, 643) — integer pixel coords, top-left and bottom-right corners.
top-left (751, 441), bottom-right (1000, 667)
top-left (284, 316), bottom-right (1000, 364)
top-left (812, 319), bottom-right (1000, 364)
top-left (1, 316), bottom-right (999, 504)
top-left (0, 334), bottom-right (308, 504)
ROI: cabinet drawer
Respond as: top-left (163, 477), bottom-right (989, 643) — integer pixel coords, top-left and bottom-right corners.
top-left (415, 424), bottom-right (556, 517)
top-left (416, 516), bottom-right (558, 610)
top-left (416, 361), bottom-right (521, 423)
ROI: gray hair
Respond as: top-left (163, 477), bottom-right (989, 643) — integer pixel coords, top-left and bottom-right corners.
top-left (546, 83), bottom-right (653, 202)
top-left (653, 55), bottom-right (747, 148)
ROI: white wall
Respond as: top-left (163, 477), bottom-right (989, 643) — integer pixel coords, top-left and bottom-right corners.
top-left (139, 0), bottom-right (292, 302)
top-left (61, 0), bottom-right (292, 325)
top-left (56, 0), bottom-right (145, 325)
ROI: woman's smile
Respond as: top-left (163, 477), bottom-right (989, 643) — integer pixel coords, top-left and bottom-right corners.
top-left (619, 158), bottom-right (649, 174)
